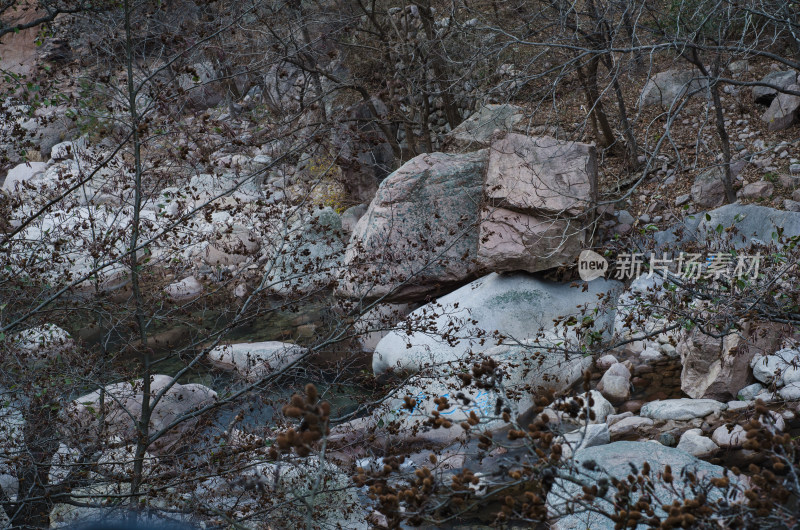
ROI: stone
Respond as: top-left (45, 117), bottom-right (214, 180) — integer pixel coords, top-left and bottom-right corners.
top-left (697, 204), bottom-right (800, 249)
top-left (783, 199), bottom-right (800, 212)
top-left (762, 83), bottom-right (800, 131)
top-left (677, 428), bottom-right (719, 458)
top-left (9, 324), bottom-right (73, 360)
top-left (596, 362), bottom-right (631, 404)
top-left (639, 347), bottom-right (664, 362)
top-left (207, 341), bottom-right (308, 382)
top-left (738, 383), bottom-right (764, 400)
top-left (2, 161), bottom-right (47, 192)
top-left (779, 382), bottom-right (800, 400)
top-left (596, 354), bottom-right (618, 370)
top-left (374, 335), bottom-right (592, 444)
top-left (561, 423), bottom-right (610, 457)
top-left (477, 134), bottom-right (595, 273)
top-left (340, 203), bottom-right (368, 234)
top-left (691, 168), bottom-right (728, 208)
top-left (751, 348), bottom-right (800, 385)
top-left (372, 272), bottom-right (621, 375)
top-left (752, 70), bottom-right (798, 105)
top-left (606, 412), bottom-right (633, 426)
top-left (657, 434), bottom-right (677, 450)
top-left (445, 104), bottom-right (525, 151)
top-left (204, 228), bottom-right (261, 266)
top-left (265, 207), bottom-right (346, 296)
top-left (484, 134), bottom-right (596, 217)
top-left (549, 442), bottom-right (734, 530)
top-left (554, 390), bottom-right (615, 425)
top-left (728, 60), bottom-right (749, 73)
top-left (337, 151), bottom-right (486, 303)
top-left (712, 424), bottom-right (747, 448)
top-left (738, 180), bottom-right (774, 199)
top-left (50, 137), bottom-right (87, 161)
top-left (638, 69), bottom-right (708, 107)
top-left (164, 276), bottom-right (203, 302)
top-left (617, 210), bottom-right (635, 225)
top-left (680, 321), bottom-right (786, 401)
top-left (727, 400), bottom-right (750, 411)
top-left (477, 207), bottom-right (585, 273)
top-left (640, 398), bottom-right (726, 421)
top-left (675, 193), bottom-right (691, 207)
top-left (66, 376), bottom-right (217, 452)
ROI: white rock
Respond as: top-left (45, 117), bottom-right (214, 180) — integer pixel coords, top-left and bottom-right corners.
top-left (779, 382), bottom-right (800, 400)
top-left (372, 273), bottom-right (621, 375)
top-left (751, 348), bottom-right (800, 385)
top-left (555, 390), bottom-right (615, 425)
top-left (712, 424), bottom-right (746, 448)
top-left (726, 401), bottom-right (750, 412)
top-left (2, 161), bottom-right (47, 192)
top-left (608, 416), bottom-right (654, 437)
top-left (737, 383), bottom-right (764, 400)
top-left (207, 342), bottom-right (308, 382)
top-left (596, 354), bottom-right (618, 370)
top-left (640, 399), bottom-right (727, 421)
top-left (164, 276), bottom-right (203, 301)
top-left (561, 423), bottom-right (610, 457)
top-left (677, 429), bottom-right (719, 458)
top-left (597, 363), bottom-right (631, 404)
top-left (639, 347), bottom-right (664, 362)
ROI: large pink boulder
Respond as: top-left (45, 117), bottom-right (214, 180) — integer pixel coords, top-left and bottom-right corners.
top-left (478, 134), bottom-right (595, 272)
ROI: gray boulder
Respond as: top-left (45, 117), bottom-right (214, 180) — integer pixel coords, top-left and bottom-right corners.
top-left (337, 151), bottom-right (486, 303)
top-left (549, 441), bottom-right (737, 530)
top-left (691, 168), bottom-right (727, 208)
top-left (752, 70), bottom-right (798, 105)
top-left (762, 83), bottom-right (800, 131)
top-left (677, 428), bottom-right (719, 458)
top-left (658, 204), bottom-right (800, 251)
top-left (445, 104), bottom-right (525, 151)
top-left (638, 69), bottom-right (708, 107)
top-left (679, 321), bottom-right (787, 401)
top-left (372, 272), bottom-right (621, 375)
top-left (640, 398), bottom-right (726, 421)
top-left (2, 161), bottom-right (47, 192)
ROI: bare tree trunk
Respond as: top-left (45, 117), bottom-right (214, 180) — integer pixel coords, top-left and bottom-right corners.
top-left (121, 0), bottom-right (153, 512)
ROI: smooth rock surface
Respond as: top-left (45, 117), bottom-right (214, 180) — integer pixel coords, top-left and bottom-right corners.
top-left (372, 272), bottom-right (621, 375)
top-left (640, 398), bottom-right (726, 421)
top-left (2, 162), bottom-right (47, 192)
top-left (677, 428), bottom-right (719, 458)
top-left (207, 341), bottom-right (308, 381)
top-left (164, 276), bottom-right (203, 302)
